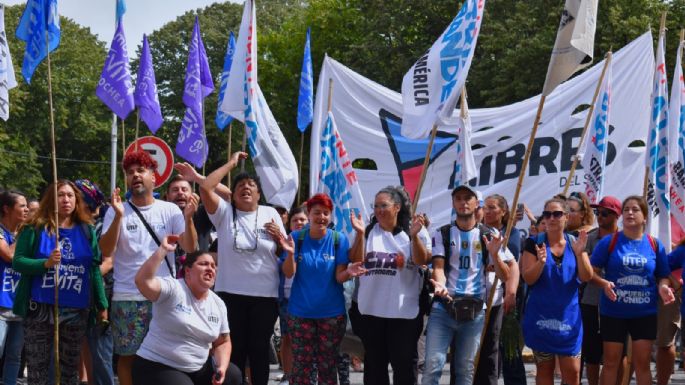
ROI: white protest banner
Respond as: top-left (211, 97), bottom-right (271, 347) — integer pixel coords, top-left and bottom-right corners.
top-left (311, 32), bottom-right (654, 230)
top-left (669, 39), bottom-right (685, 230)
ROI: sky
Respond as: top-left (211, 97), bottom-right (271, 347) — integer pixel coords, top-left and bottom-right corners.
top-left (4, 0), bottom-right (240, 56)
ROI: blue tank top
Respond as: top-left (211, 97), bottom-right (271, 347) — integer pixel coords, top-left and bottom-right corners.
top-left (522, 233), bottom-right (583, 355)
top-left (0, 225), bottom-right (20, 308)
top-left (30, 226), bottom-right (93, 309)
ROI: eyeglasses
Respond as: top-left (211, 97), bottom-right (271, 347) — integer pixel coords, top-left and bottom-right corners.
top-left (372, 203), bottom-right (393, 210)
top-left (541, 210), bottom-right (565, 219)
top-left (593, 208), bottom-right (614, 217)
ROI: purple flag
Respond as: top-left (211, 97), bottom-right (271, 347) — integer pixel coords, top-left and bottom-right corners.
top-left (176, 16), bottom-right (214, 168)
top-left (134, 35), bottom-right (163, 133)
top-left (95, 20), bottom-right (134, 119)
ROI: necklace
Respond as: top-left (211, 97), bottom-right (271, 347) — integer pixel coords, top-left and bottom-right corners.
top-left (232, 206), bottom-right (259, 253)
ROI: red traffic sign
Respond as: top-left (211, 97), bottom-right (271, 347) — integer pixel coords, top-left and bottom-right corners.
top-left (125, 136), bottom-right (174, 188)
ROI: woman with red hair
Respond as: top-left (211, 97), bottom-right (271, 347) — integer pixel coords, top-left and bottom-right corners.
top-left (279, 193), bottom-right (366, 385)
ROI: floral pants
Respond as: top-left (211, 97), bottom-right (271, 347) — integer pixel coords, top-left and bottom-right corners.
top-left (288, 314), bottom-right (346, 385)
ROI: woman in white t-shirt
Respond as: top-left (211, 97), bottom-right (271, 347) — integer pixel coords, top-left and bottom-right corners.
top-left (349, 186), bottom-right (431, 385)
top-left (175, 152), bottom-right (286, 385)
top-left (132, 235), bottom-right (241, 385)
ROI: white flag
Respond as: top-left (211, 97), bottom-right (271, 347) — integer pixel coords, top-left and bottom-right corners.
top-left (400, 0), bottom-right (485, 139)
top-left (454, 97), bottom-right (477, 187)
top-left (0, 5), bottom-right (17, 121)
top-left (542, 0), bottom-right (598, 96)
top-left (318, 112), bottom-right (369, 239)
top-left (218, 0), bottom-right (255, 122)
top-left (668, 39), bottom-right (685, 230)
top-left (577, 54), bottom-right (612, 204)
top-left (645, 30), bottom-right (671, 250)
top-left (232, 0), bottom-right (298, 208)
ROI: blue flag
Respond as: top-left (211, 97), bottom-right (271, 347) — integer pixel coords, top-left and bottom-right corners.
top-left (176, 17), bottom-right (214, 168)
top-left (15, 0), bottom-right (60, 84)
top-left (134, 35), bottom-right (163, 133)
top-left (215, 31), bottom-right (235, 131)
top-left (116, 0), bottom-right (126, 22)
top-left (96, 20), bottom-right (134, 119)
top-left (297, 27), bottom-right (313, 132)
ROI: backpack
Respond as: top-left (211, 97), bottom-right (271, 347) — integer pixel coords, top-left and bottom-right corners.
top-left (295, 226), bottom-right (339, 262)
top-left (607, 232), bottom-right (657, 254)
top-left (438, 223), bottom-right (490, 274)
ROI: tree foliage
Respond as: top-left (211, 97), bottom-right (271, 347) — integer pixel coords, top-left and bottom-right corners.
top-left (1, 0), bottom-right (685, 199)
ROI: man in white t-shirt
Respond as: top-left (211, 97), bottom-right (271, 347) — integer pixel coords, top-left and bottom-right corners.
top-left (421, 185), bottom-right (514, 385)
top-left (99, 150), bottom-right (197, 385)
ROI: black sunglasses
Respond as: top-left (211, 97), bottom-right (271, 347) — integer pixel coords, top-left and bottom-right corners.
top-left (541, 210), bottom-right (565, 219)
top-left (593, 208), bottom-right (614, 217)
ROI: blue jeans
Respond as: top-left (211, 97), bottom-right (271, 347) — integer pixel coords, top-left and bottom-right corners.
top-left (86, 321), bottom-right (115, 385)
top-left (422, 303), bottom-right (484, 385)
top-left (0, 319), bottom-right (24, 385)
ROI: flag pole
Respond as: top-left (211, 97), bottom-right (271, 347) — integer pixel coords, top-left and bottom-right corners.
top-left (134, 109), bottom-right (140, 151)
top-left (121, 119), bottom-right (127, 190)
top-left (644, 12), bottom-right (667, 200)
top-left (562, 52), bottom-right (613, 196)
top-left (240, 121), bottom-right (247, 171)
top-left (110, 114), bottom-right (118, 192)
top-left (411, 125), bottom-right (438, 215)
top-left (45, 36), bottom-right (61, 385)
top-left (297, 132), bottom-right (304, 204)
top-left (227, 121), bottom-right (233, 185)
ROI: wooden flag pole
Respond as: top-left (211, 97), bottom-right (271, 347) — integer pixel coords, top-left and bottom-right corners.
top-left (121, 119), bottom-right (127, 190)
top-left (227, 121), bottom-right (233, 185)
top-left (240, 121), bottom-right (247, 172)
top-left (645, 12), bottom-right (668, 200)
top-left (134, 109), bottom-right (140, 151)
top-left (411, 125), bottom-right (438, 215)
top-left (297, 132), bottom-right (304, 205)
top-left (45, 40), bottom-right (61, 385)
top-left (562, 52), bottom-right (613, 196)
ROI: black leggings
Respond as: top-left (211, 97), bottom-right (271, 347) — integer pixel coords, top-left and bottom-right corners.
top-left (132, 355), bottom-right (242, 385)
top-left (218, 292), bottom-right (278, 385)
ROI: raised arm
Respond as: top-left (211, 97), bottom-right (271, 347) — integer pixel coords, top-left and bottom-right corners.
top-left (410, 215), bottom-right (430, 266)
top-left (135, 235), bottom-right (178, 302)
top-left (348, 211), bottom-right (365, 263)
top-left (520, 243), bottom-right (546, 286)
top-left (485, 233), bottom-right (511, 282)
top-left (99, 188), bottom-right (124, 257)
top-left (571, 231), bottom-right (593, 282)
top-left (178, 193), bottom-right (199, 253)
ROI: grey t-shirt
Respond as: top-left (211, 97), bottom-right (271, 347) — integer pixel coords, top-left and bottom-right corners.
top-left (581, 227), bottom-right (606, 306)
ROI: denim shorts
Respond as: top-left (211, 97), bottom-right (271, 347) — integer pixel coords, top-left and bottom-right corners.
top-left (111, 300), bottom-right (152, 356)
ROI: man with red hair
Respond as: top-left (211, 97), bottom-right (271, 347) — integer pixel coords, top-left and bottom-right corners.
top-left (99, 150), bottom-right (197, 385)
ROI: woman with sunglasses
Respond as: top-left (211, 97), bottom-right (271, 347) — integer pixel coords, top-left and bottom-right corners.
top-left (520, 197), bottom-right (593, 385)
top-left (175, 152), bottom-right (285, 385)
top-left (277, 194), bottom-right (365, 385)
top-left (590, 196), bottom-right (673, 385)
top-left (349, 186), bottom-right (430, 385)
top-left (567, 192), bottom-right (595, 235)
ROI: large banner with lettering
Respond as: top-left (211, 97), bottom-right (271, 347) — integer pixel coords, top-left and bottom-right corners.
top-left (310, 32), bottom-right (654, 230)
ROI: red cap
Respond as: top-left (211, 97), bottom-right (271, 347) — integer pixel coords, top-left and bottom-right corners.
top-left (591, 196), bottom-right (622, 216)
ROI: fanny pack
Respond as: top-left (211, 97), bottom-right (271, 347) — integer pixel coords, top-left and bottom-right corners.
top-left (440, 297), bottom-right (484, 322)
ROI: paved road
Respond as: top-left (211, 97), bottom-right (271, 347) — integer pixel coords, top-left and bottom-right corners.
top-left (266, 363), bottom-right (685, 384)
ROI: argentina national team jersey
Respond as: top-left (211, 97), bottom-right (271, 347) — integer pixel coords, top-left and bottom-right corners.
top-left (432, 225), bottom-right (514, 300)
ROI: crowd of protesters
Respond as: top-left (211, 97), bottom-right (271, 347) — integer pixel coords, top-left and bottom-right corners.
top-left (1, 150), bottom-right (685, 385)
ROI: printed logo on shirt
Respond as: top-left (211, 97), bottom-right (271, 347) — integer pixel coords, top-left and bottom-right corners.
top-left (323, 253), bottom-right (335, 262)
top-left (126, 220), bottom-right (138, 232)
top-left (174, 303), bottom-right (192, 314)
top-left (2, 266), bottom-right (19, 293)
top-left (474, 242), bottom-right (482, 253)
top-left (615, 289), bottom-right (651, 304)
top-left (59, 237), bottom-right (75, 261)
top-left (461, 240), bottom-right (468, 250)
top-left (536, 318), bottom-right (572, 332)
top-left (622, 253), bottom-right (647, 273)
top-left (616, 275), bottom-right (649, 286)
top-left (207, 313), bottom-right (220, 324)
top-left (363, 251), bottom-right (401, 276)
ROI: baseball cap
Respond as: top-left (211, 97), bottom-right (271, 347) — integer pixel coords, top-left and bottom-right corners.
top-left (451, 185), bottom-right (484, 206)
top-left (591, 196), bottom-right (621, 216)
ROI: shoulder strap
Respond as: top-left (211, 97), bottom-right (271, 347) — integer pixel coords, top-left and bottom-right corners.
top-left (439, 224), bottom-right (451, 262)
top-left (128, 200), bottom-right (174, 276)
top-left (477, 223), bottom-right (490, 268)
top-left (80, 223), bottom-right (92, 242)
top-left (608, 232), bottom-right (619, 255)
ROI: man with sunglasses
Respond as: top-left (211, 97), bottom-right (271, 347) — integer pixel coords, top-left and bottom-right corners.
top-left (580, 196), bottom-right (620, 385)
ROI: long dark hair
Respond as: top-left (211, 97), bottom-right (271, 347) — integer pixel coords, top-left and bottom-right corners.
top-left (0, 190), bottom-right (26, 219)
top-left (369, 186), bottom-right (412, 234)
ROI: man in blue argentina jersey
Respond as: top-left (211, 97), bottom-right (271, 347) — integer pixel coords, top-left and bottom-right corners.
top-left (422, 185), bottom-right (514, 385)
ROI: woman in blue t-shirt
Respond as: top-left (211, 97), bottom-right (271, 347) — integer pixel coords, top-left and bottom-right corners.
top-left (0, 190), bottom-right (29, 385)
top-left (12, 180), bottom-right (108, 385)
top-left (520, 197), bottom-right (593, 385)
top-left (591, 195), bottom-right (673, 385)
top-left (279, 193), bottom-right (365, 385)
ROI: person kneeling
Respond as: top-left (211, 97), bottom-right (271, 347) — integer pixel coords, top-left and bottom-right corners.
top-left (132, 235), bottom-right (241, 385)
